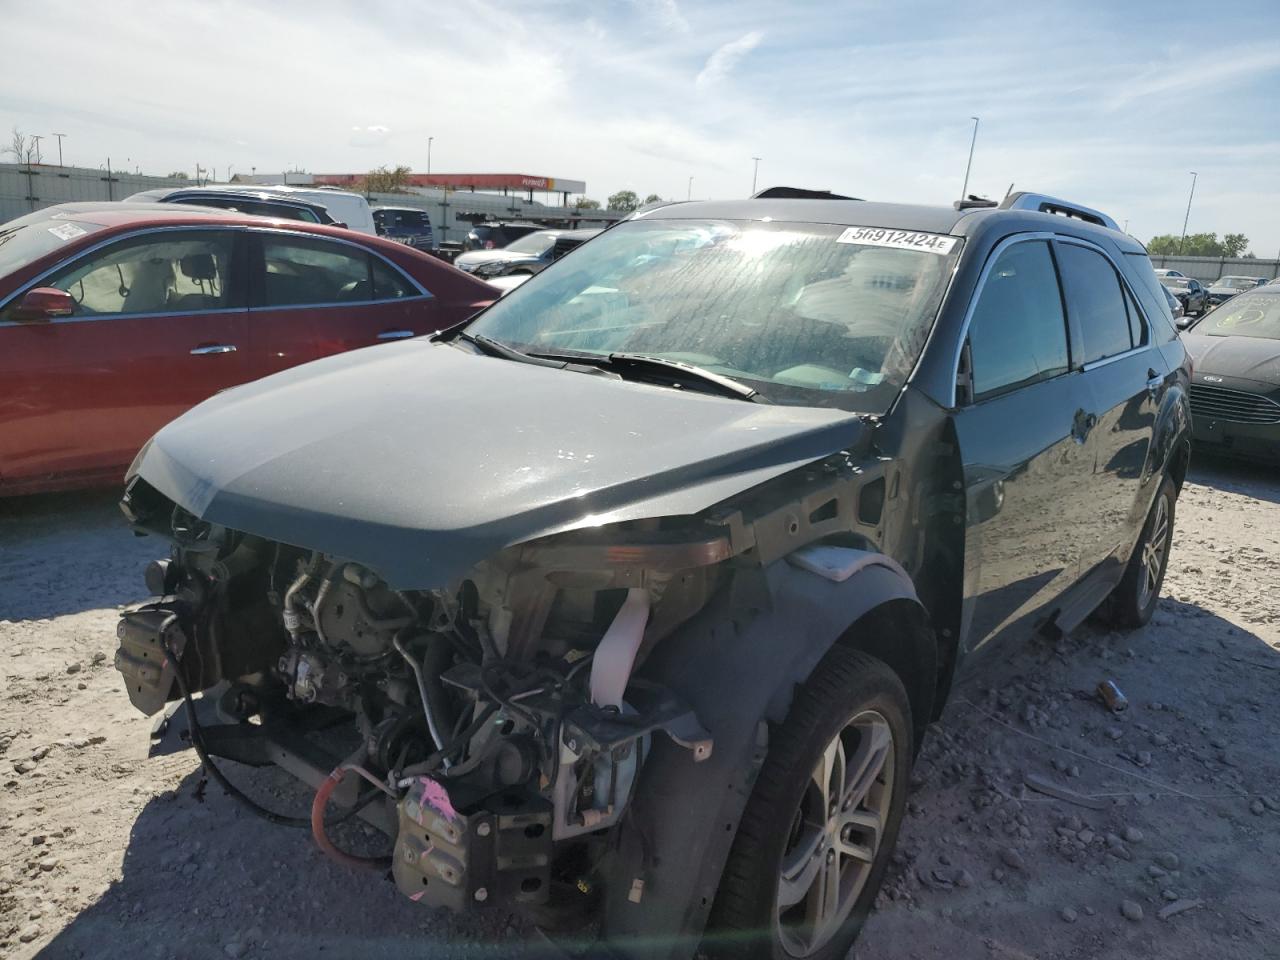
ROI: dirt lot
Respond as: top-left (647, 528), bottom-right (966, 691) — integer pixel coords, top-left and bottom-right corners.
top-left (2, 457), bottom-right (1278, 960)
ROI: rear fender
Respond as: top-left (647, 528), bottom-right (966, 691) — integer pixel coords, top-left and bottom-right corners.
top-left (600, 556), bottom-right (924, 959)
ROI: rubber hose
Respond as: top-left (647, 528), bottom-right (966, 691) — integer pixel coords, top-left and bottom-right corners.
top-left (310, 768), bottom-right (393, 871)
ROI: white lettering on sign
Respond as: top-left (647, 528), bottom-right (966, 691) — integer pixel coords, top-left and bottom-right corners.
top-left (521, 177), bottom-right (549, 189)
top-left (836, 226), bottom-right (959, 255)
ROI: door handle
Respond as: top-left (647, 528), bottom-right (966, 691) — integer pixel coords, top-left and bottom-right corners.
top-left (377, 329), bottom-right (415, 341)
top-left (190, 344), bottom-right (237, 355)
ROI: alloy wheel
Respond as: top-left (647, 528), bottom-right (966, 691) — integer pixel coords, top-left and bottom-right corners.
top-left (1138, 491), bottom-right (1171, 610)
top-left (776, 710), bottom-right (895, 957)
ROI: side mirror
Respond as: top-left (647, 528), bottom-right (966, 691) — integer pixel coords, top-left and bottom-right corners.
top-left (10, 287), bottom-right (75, 322)
top-left (1175, 316), bottom-right (1193, 330)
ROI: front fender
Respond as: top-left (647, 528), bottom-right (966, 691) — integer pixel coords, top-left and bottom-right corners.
top-left (599, 556), bottom-right (920, 959)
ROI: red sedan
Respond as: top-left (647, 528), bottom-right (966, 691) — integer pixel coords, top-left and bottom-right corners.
top-left (0, 203), bottom-right (496, 495)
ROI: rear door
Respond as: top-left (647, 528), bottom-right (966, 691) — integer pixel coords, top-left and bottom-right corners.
top-left (1055, 239), bottom-right (1165, 578)
top-left (0, 228), bottom-right (247, 489)
top-left (951, 237), bottom-right (1098, 655)
top-left (245, 231), bottom-right (440, 379)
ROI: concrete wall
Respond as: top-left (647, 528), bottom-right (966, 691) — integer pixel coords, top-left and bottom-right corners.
top-left (0, 163), bottom-right (192, 223)
top-left (1145, 253), bottom-right (1280, 284)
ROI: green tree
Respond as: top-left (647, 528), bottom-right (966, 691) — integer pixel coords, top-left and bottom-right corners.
top-left (362, 164), bottom-right (413, 193)
top-left (166, 171), bottom-right (190, 180)
top-left (643, 193), bottom-right (663, 204)
top-left (573, 197), bottom-right (601, 210)
top-left (1147, 232), bottom-right (1252, 258)
top-left (607, 190), bottom-right (639, 212)
top-left (1222, 233), bottom-right (1250, 258)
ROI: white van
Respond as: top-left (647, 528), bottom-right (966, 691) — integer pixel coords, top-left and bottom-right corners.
top-left (256, 185), bottom-right (377, 236)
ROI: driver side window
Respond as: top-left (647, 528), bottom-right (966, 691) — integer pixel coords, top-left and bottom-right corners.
top-left (45, 230), bottom-right (235, 317)
top-left (966, 240), bottom-right (1070, 402)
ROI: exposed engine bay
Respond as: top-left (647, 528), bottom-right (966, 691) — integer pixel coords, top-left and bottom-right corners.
top-left (113, 490), bottom-right (750, 914)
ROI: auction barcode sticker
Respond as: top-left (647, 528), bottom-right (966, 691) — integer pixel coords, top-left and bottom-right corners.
top-left (47, 223), bottom-right (87, 241)
top-left (836, 226), bottom-right (958, 255)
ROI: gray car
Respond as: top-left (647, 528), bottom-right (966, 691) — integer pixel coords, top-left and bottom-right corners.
top-left (454, 228), bottom-right (602, 279)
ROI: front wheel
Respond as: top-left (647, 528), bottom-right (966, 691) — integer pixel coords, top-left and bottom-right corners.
top-left (706, 647), bottom-right (912, 960)
top-left (1103, 474), bottom-right (1176, 628)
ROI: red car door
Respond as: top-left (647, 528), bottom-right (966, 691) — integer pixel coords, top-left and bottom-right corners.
top-left (0, 228), bottom-right (248, 493)
top-left (244, 231), bottom-right (442, 380)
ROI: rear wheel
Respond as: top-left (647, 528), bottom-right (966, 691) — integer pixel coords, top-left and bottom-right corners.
top-left (706, 648), bottom-right (912, 960)
top-left (1104, 475), bottom-right (1176, 628)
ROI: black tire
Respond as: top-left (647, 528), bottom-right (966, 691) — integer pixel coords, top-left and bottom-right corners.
top-left (705, 647), bottom-right (912, 960)
top-left (1103, 474), bottom-right (1176, 628)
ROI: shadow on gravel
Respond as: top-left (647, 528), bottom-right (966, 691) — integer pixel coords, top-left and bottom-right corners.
top-left (1188, 453), bottom-right (1280, 505)
top-left (33, 756), bottom-right (570, 960)
top-left (0, 488), bottom-right (153, 621)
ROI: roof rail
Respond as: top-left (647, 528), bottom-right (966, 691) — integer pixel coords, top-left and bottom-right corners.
top-left (1000, 192), bottom-right (1119, 231)
top-left (955, 195), bottom-right (998, 211)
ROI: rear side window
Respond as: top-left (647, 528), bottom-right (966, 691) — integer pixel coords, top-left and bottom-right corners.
top-left (257, 235), bottom-right (421, 306)
top-left (966, 240), bottom-right (1070, 401)
top-left (1057, 243), bottom-right (1138, 364)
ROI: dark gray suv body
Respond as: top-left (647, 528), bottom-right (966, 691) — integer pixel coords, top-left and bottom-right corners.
top-left (114, 192), bottom-right (1191, 960)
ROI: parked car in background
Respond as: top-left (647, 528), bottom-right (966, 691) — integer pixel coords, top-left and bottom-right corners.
top-left (1182, 284), bottom-right (1280, 463)
top-left (112, 190), bottom-right (1190, 960)
top-left (454, 228), bottom-right (602, 279)
top-left (1154, 268), bottom-right (1187, 278)
top-left (461, 220), bottom-right (544, 251)
top-left (372, 206), bottom-right (436, 251)
top-left (1206, 275), bottom-right (1265, 308)
top-left (128, 186), bottom-right (338, 225)
top-left (0, 202), bottom-right (495, 495)
top-left (1159, 275), bottom-right (1209, 316)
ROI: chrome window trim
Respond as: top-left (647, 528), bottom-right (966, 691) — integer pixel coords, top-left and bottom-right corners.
top-left (246, 295), bottom-right (430, 314)
top-left (0, 223), bottom-right (431, 326)
top-left (949, 231), bottom-right (1154, 407)
top-left (0, 306), bottom-right (248, 328)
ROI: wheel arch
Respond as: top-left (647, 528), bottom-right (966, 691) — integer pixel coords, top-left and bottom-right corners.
top-left (600, 556), bottom-right (935, 959)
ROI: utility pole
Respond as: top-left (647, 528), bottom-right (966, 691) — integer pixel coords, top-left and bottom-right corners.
top-left (428, 136), bottom-right (434, 175)
top-left (52, 133), bottom-right (67, 166)
top-left (687, 176), bottom-right (694, 201)
top-left (751, 156), bottom-right (762, 195)
top-left (1178, 172), bottom-right (1198, 255)
top-left (960, 116), bottom-right (979, 201)
top-left (30, 135), bottom-right (43, 165)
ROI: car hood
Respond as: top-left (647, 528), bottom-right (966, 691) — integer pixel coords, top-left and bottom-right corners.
top-left (131, 340), bottom-right (867, 589)
top-left (454, 250), bottom-right (529, 268)
top-left (1182, 334), bottom-right (1280, 384)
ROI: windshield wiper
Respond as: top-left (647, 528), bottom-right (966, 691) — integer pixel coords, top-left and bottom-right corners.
top-left (596, 353), bottom-right (768, 403)
top-left (454, 332), bottom-right (619, 377)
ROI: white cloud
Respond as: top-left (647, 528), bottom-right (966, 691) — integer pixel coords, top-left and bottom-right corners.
top-left (695, 30), bottom-right (764, 88)
top-left (349, 125), bottom-right (391, 148)
top-left (632, 0), bottom-right (689, 34)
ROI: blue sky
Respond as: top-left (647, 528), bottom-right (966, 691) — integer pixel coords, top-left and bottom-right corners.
top-left (3, 0), bottom-right (1279, 252)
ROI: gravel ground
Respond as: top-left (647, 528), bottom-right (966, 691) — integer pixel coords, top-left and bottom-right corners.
top-left (2, 457), bottom-right (1278, 960)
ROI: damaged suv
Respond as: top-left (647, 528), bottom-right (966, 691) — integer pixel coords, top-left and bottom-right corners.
top-left (114, 192), bottom-right (1191, 960)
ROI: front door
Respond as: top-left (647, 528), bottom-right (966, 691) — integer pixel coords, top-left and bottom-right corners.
top-left (245, 232), bottom-right (440, 381)
top-left (0, 228), bottom-right (247, 491)
top-left (950, 238), bottom-right (1099, 655)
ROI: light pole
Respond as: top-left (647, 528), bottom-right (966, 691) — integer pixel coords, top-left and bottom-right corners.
top-left (427, 136), bottom-right (434, 175)
top-left (30, 135), bottom-right (43, 165)
top-left (52, 133), bottom-right (67, 166)
top-left (960, 116), bottom-right (980, 201)
top-left (751, 156), bottom-right (762, 195)
top-left (1178, 172), bottom-right (1198, 255)
top-left (687, 176), bottom-right (694, 201)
